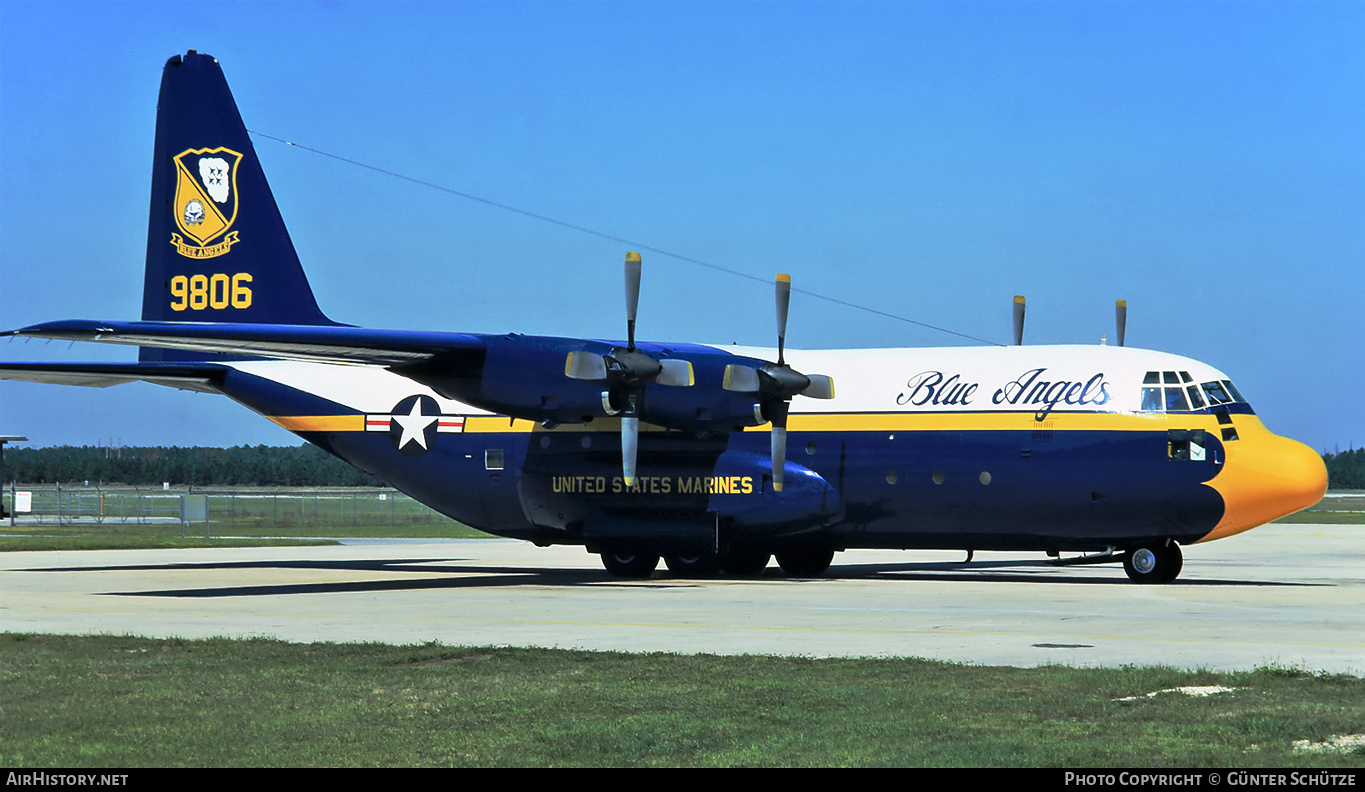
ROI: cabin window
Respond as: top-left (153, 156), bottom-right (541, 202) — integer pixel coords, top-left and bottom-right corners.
top-left (1168, 429), bottom-right (1208, 461)
top-left (485, 449), bottom-right (504, 470)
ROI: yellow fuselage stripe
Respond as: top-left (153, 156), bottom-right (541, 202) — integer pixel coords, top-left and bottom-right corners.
top-left (270, 411), bottom-right (1228, 434)
top-left (269, 415), bottom-right (365, 432)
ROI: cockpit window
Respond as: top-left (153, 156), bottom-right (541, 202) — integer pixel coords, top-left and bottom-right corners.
top-left (1202, 381), bottom-right (1233, 405)
top-left (1142, 374), bottom-right (1247, 412)
top-left (1186, 385), bottom-right (1206, 410)
top-left (1139, 375), bottom-right (1247, 412)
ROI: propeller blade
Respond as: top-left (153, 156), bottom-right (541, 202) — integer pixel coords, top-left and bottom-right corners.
top-left (621, 392), bottom-right (640, 486)
top-left (1115, 299), bottom-right (1127, 347)
top-left (770, 400), bottom-right (789, 492)
top-left (625, 252), bottom-right (641, 350)
top-left (1013, 295), bottom-right (1026, 346)
top-left (657, 358), bottom-right (695, 387)
top-left (775, 273), bottom-right (791, 365)
top-left (565, 350), bottom-right (607, 380)
top-left (722, 364), bottom-right (761, 393)
top-left (802, 374), bottom-right (835, 400)
top-left (622, 415), bottom-right (639, 486)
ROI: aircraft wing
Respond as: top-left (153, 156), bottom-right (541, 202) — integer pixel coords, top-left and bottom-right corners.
top-left (5, 320), bottom-right (487, 367)
top-left (0, 361), bottom-right (228, 394)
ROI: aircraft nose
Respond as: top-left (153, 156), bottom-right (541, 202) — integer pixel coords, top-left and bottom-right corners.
top-left (1200, 419), bottom-right (1328, 542)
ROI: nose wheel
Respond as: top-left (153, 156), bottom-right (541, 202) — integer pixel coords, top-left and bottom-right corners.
top-left (1123, 541), bottom-right (1183, 583)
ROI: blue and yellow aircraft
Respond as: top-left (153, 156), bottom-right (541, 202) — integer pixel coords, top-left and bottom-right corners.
top-left (0, 52), bottom-right (1328, 582)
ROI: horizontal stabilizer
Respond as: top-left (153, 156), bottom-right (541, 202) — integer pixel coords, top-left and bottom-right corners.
top-left (0, 362), bottom-right (227, 394)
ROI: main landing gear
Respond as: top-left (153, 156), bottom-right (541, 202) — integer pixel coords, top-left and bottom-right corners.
top-left (1122, 541), bottom-right (1183, 584)
top-left (599, 549), bottom-right (660, 579)
top-left (664, 552), bottom-right (722, 578)
top-left (599, 545), bottom-right (835, 579)
top-left (773, 546), bottom-right (835, 577)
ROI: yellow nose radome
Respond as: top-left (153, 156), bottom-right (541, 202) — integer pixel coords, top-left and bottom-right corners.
top-left (1198, 416), bottom-right (1328, 543)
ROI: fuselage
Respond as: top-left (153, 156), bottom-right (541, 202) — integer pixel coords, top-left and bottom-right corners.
top-left (216, 340), bottom-right (1327, 557)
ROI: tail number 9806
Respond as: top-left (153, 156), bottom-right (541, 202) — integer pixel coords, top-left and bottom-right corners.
top-left (170, 273), bottom-right (253, 311)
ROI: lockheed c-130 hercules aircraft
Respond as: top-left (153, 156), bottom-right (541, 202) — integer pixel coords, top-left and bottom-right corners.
top-left (1, 52), bottom-right (1328, 582)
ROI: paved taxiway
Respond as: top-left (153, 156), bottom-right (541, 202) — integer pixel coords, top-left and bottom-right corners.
top-left (2, 522), bottom-right (1361, 673)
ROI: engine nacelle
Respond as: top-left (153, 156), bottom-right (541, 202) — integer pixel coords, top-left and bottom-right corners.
top-left (393, 335), bottom-right (783, 432)
top-left (706, 451), bottom-right (840, 534)
top-left (396, 335), bottom-right (625, 425)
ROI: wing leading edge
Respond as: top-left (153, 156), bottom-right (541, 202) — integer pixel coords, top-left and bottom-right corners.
top-left (0, 361), bottom-right (227, 394)
top-left (5, 320), bottom-right (487, 367)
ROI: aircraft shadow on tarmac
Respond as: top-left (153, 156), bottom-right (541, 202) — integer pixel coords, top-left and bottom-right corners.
top-left (17, 557), bottom-right (1323, 598)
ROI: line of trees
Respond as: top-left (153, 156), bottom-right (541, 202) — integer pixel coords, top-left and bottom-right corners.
top-left (2, 445), bottom-right (381, 487)
top-left (1322, 447), bottom-right (1364, 490)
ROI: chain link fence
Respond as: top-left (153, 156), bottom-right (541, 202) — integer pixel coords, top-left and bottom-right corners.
top-left (2, 484), bottom-right (447, 535)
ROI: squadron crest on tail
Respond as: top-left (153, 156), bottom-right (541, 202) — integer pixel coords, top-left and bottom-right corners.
top-left (170, 147), bottom-right (242, 258)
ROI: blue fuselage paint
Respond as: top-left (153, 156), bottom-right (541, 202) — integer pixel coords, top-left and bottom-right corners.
top-left (298, 421), bottom-right (1225, 554)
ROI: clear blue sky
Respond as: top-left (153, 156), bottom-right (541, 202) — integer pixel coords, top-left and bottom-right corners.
top-left (1, 1), bottom-right (1361, 454)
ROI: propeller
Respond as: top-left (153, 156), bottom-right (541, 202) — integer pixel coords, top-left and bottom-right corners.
top-left (1115, 299), bottom-right (1127, 347)
top-left (722, 273), bottom-right (835, 492)
top-left (564, 252), bottom-right (694, 485)
top-left (1013, 295), bottom-right (1026, 345)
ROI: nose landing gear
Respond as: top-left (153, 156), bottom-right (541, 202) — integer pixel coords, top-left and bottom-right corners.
top-left (1123, 541), bottom-right (1183, 584)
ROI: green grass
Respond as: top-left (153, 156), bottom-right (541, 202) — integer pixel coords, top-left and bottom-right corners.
top-left (0, 536), bottom-right (342, 551)
top-left (2, 634), bottom-right (1362, 767)
top-left (1, 485), bottom-right (492, 550)
top-left (0, 521), bottom-right (491, 552)
top-left (1276, 493), bottom-right (1365, 525)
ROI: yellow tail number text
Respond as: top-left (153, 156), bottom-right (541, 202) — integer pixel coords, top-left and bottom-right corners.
top-left (170, 273), bottom-right (253, 311)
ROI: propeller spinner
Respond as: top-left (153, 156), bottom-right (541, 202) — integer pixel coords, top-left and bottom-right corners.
top-left (723, 273), bottom-right (835, 492)
top-left (564, 252), bottom-right (693, 485)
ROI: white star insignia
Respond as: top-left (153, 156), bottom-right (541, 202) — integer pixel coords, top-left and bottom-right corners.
top-left (392, 400), bottom-right (437, 450)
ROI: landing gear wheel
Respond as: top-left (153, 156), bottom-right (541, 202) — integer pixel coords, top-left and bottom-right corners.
top-left (1123, 541), bottom-right (1183, 584)
top-left (720, 548), bottom-right (771, 576)
top-left (775, 547), bottom-right (835, 577)
top-left (664, 552), bottom-right (721, 578)
top-left (601, 549), bottom-right (660, 579)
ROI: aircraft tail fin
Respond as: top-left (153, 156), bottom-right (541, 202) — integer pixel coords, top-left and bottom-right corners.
top-left (141, 51), bottom-right (336, 360)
